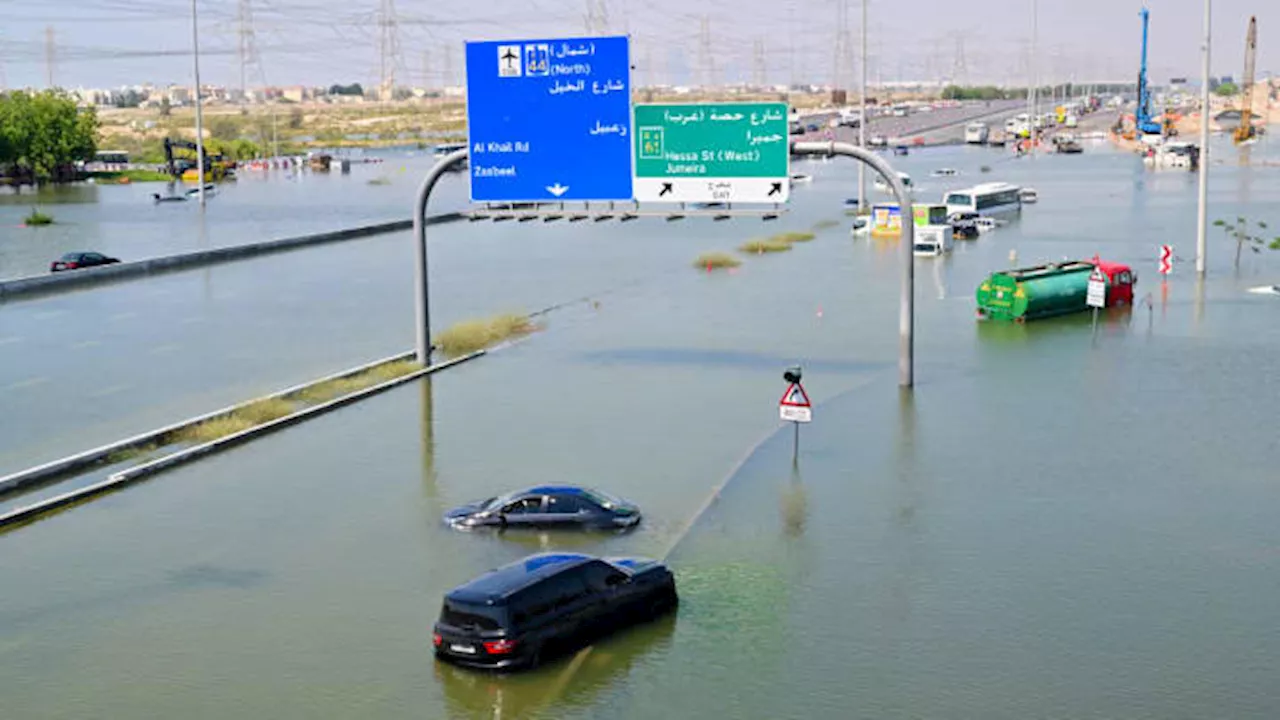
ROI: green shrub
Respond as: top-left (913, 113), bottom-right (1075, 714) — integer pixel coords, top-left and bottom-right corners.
top-left (693, 252), bottom-right (742, 270)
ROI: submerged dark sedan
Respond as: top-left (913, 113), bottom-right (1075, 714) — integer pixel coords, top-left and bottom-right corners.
top-left (443, 486), bottom-right (641, 531)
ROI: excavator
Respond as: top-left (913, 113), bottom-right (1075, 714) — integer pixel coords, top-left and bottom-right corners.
top-left (1233, 16), bottom-right (1258, 145)
top-left (163, 138), bottom-right (231, 183)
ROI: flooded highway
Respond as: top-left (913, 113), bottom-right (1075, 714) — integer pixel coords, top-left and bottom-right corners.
top-left (3, 136), bottom-right (1280, 718)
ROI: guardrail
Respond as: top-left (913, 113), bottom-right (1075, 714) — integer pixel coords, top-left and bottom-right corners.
top-left (0, 213), bottom-right (463, 303)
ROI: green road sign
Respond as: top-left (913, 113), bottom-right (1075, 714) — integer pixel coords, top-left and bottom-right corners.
top-left (632, 102), bottom-right (790, 203)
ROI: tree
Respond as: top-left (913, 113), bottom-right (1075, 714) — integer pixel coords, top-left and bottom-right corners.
top-left (328, 83), bottom-right (363, 96)
top-left (1214, 82), bottom-right (1239, 97)
top-left (1214, 217), bottom-right (1280, 271)
top-left (0, 90), bottom-right (98, 181)
top-left (159, 96), bottom-right (171, 117)
top-left (288, 107), bottom-right (304, 129)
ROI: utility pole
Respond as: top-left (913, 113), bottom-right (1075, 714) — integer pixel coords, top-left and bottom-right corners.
top-left (1196, 0), bottom-right (1211, 276)
top-left (833, 0), bottom-right (851, 95)
top-left (858, 0), bottom-right (868, 212)
top-left (44, 26), bottom-right (55, 88)
top-left (421, 49), bottom-right (430, 90)
top-left (191, 0), bottom-right (206, 208)
top-left (1028, 0), bottom-right (1038, 155)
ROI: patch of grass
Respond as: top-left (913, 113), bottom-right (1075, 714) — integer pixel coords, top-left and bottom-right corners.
top-left (739, 238), bottom-right (794, 254)
top-left (693, 252), bottom-right (742, 270)
top-left (811, 219), bottom-right (840, 231)
top-left (172, 398), bottom-right (296, 444)
top-left (433, 313), bottom-right (537, 357)
top-left (105, 443), bottom-right (159, 465)
top-left (289, 359), bottom-right (423, 404)
top-left (774, 231), bottom-right (816, 243)
top-left (23, 208), bottom-right (53, 226)
top-left (367, 176), bottom-right (392, 186)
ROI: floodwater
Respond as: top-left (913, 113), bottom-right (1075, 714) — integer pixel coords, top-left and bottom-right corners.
top-left (3, 135), bottom-right (1280, 718)
top-left (0, 151), bottom-right (471, 281)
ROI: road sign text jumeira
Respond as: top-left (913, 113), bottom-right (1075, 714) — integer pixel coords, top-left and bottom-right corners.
top-left (464, 36), bottom-right (633, 202)
top-left (633, 103), bottom-right (790, 204)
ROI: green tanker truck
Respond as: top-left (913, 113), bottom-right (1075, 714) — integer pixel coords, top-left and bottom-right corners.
top-left (976, 259), bottom-right (1136, 322)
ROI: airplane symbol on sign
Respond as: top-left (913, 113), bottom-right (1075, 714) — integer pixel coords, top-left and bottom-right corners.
top-left (501, 48), bottom-right (519, 69)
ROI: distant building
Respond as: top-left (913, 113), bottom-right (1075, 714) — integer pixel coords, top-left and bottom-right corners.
top-left (167, 86), bottom-right (192, 105)
top-left (281, 85), bottom-right (308, 103)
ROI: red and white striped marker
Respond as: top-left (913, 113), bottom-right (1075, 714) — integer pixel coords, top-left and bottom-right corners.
top-left (1159, 245), bottom-right (1173, 275)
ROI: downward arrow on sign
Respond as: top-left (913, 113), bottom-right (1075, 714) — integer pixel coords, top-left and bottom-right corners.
top-left (546, 183), bottom-right (569, 197)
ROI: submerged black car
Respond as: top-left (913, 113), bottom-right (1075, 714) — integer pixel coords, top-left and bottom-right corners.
top-left (433, 552), bottom-right (678, 670)
top-left (443, 486), bottom-right (641, 531)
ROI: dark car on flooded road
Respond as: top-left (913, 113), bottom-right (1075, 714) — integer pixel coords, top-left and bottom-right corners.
top-left (433, 552), bottom-right (678, 671)
top-left (442, 486), bottom-right (641, 531)
top-left (50, 251), bottom-right (120, 272)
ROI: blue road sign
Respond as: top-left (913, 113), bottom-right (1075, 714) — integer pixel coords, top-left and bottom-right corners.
top-left (465, 35), bottom-right (633, 203)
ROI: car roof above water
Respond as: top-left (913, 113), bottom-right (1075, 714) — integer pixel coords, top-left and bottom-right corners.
top-left (447, 553), bottom-right (596, 605)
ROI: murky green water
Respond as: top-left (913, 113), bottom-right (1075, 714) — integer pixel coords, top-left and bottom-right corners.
top-left (3, 137), bottom-right (1280, 718)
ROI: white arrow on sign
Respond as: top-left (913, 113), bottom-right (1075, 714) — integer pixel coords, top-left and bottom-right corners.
top-left (546, 183), bottom-right (569, 197)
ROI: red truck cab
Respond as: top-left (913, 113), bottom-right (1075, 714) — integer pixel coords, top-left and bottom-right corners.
top-left (1093, 259), bottom-right (1136, 307)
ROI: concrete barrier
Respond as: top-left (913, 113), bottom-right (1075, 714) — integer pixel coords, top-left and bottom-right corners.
top-left (0, 351), bottom-right (483, 531)
top-left (0, 350), bottom-right (418, 495)
top-left (0, 213), bottom-right (463, 303)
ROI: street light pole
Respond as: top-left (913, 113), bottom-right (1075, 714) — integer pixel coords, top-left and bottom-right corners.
top-left (190, 0), bottom-right (206, 208)
top-left (1196, 0), bottom-right (1211, 276)
top-left (857, 0), bottom-right (868, 211)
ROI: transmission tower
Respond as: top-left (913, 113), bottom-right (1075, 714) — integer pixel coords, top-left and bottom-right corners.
top-left (236, 0), bottom-right (260, 102)
top-left (442, 44), bottom-right (454, 90)
top-left (45, 26), bottom-right (56, 88)
top-left (951, 35), bottom-right (969, 86)
top-left (377, 0), bottom-right (401, 100)
top-left (752, 38), bottom-right (767, 88)
top-left (583, 0), bottom-right (609, 34)
top-left (697, 16), bottom-right (714, 87)
top-left (832, 0), bottom-right (853, 92)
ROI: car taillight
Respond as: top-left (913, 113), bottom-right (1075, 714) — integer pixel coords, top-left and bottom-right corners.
top-left (482, 639), bottom-right (517, 655)
top-left (432, 632), bottom-right (442, 647)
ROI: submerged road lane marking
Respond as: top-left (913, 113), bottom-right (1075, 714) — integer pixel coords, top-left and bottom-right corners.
top-left (179, 316), bottom-right (203, 325)
top-left (3, 377), bottom-right (49, 392)
top-left (33, 310), bottom-right (66, 320)
top-left (0, 337), bottom-right (22, 347)
top-left (149, 343), bottom-right (182, 355)
top-left (70, 340), bottom-right (102, 350)
top-left (89, 384), bottom-right (130, 398)
top-left (109, 311), bottom-right (138, 322)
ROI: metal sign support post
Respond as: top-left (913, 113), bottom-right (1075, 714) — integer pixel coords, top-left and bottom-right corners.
top-left (413, 148), bottom-right (469, 365)
top-left (792, 141), bottom-right (914, 388)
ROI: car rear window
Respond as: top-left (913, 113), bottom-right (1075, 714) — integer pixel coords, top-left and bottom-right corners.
top-left (440, 601), bottom-right (505, 631)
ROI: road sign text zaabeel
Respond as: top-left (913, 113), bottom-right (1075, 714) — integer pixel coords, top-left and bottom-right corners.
top-left (464, 36), bottom-right (632, 202)
top-left (779, 382), bottom-right (811, 423)
top-left (1086, 269), bottom-right (1107, 309)
top-left (633, 103), bottom-right (790, 204)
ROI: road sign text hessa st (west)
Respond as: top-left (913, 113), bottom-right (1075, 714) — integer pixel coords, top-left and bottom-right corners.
top-left (464, 36), bottom-right (633, 203)
top-left (779, 382), bottom-right (812, 423)
top-left (633, 102), bottom-right (790, 204)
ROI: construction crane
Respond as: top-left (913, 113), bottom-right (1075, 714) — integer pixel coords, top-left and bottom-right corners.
top-left (1234, 16), bottom-right (1258, 144)
top-left (1134, 8), bottom-right (1163, 136)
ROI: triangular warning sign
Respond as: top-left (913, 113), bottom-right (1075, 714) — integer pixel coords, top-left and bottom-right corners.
top-left (779, 382), bottom-right (811, 408)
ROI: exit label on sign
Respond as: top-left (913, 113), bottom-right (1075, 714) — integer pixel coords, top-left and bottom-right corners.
top-left (633, 102), bottom-right (790, 204)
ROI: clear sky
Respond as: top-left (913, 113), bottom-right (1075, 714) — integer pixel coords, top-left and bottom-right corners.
top-left (0, 0), bottom-right (1273, 91)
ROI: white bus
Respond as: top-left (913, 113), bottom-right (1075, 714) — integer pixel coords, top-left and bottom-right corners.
top-left (964, 122), bottom-right (989, 144)
top-left (943, 182), bottom-right (1022, 217)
